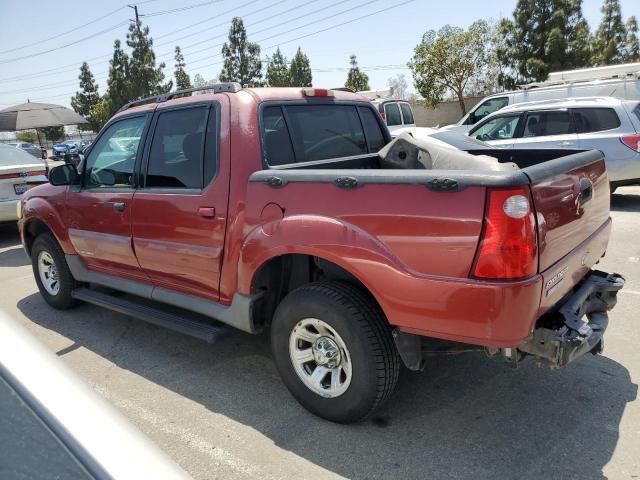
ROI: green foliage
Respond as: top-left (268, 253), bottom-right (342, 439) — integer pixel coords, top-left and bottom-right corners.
top-left (344, 55), bottom-right (369, 92)
top-left (89, 98), bottom-right (111, 132)
top-left (174, 46), bottom-right (192, 90)
top-left (103, 39), bottom-right (131, 117)
top-left (193, 73), bottom-right (216, 88)
top-left (592, 0), bottom-right (628, 65)
top-left (499, 0), bottom-right (591, 84)
top-left (41, 126), bottom-right (65, 142)
top-left (15, 131), bottom-right (37, 143)
top-left (625, 16), bottom-right (639, 61)
top-left (265, 47), bottom-right (291, 87)
top-left (289, 47), bottom-right (312, 87)
top-left (219, 17), bottom-right (263, 86)
top-left (127, 21), bottom-right (172, 99)
top-left (71, 62), bottom-right (101, 132)
top-left (408, 21), bottom-right (491, 114)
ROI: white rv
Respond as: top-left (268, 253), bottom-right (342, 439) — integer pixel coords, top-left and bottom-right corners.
top-left (445, 62), bottom-right (640, 133)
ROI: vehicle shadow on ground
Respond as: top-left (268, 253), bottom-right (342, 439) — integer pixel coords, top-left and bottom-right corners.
top-left (0, 226), bottom-right (29, 267)
top-left (18, 294), bottom-right (637, 480)
top-left (611, 192), bottom-right (640, 212)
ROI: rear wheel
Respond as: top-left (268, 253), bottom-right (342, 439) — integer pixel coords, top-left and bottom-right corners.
top-left (271, 281), bottom-right (399, 423)
top-left (31, 234), bottom-right (78, 310)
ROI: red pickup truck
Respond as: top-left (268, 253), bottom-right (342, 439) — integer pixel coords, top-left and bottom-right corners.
top-left (19, 84), bottom-right (624, 423)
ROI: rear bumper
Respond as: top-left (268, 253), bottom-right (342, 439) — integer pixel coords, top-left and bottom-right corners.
top-left (517, 270), bottom-right (625, 368)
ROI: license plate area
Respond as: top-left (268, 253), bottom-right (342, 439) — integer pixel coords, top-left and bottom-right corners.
top-left (14, 183), bottom-right (35, 195)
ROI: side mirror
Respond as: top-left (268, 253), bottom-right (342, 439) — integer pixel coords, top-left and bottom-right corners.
top-left (49, 164), bottom-right (78, 186)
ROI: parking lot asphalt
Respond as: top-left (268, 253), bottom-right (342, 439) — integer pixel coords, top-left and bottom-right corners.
top-left (1, 188), bottom-right (640, 480)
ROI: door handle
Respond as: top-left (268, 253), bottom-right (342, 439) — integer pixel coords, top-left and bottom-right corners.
top-left (198, 207), bottom-right (215, 218)
top-left (112, 202), bottom-right (126, 212)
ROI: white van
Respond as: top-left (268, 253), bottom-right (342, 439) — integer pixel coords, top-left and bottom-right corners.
top-left (446, 62), bottom-right (640, 133)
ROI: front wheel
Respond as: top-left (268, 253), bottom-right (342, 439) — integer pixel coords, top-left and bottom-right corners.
top-left (271, 281), bottom-right (399, 423)
top-left (31, 234), bottom-right (79, 310)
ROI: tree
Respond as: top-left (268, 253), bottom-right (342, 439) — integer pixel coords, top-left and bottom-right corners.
top-left (592, 0), bottom-right (628, 65)
top-left (219, 17), bottom-right (263, 86)
top-left (344, 55), bottom-right (369, 92)
top-left (409, 21), bottom-right (492, 115)
top-left (387, 74), bottom-right (409, 100)
top-left (193, 73), bottom-right (216, 88)
top-left (289, 47), bottom-right (312, 87)
top-left (103, 39), bottom-right (131, 117)
top-left (265, 47), bottom-right (291, 86)
top-left (625, 16), bottom-right (640, 61)
top-left (41, 126), bottom-right (65, 142)
top-left (499, 0), bottom-right (591, 85)
top-left (174, 46), bottom-right (192, 90)
top-left (15, 131), bottom-right (37, 143)
top-left (126, 20), bottom-right (172, 100)
top-left (70, 62), bottom-right (101, 132)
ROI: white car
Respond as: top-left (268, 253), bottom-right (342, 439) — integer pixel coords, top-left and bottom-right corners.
top-left (371, 99), bottom-right (416, 134)
top-left (0, 143), bottom-right (48, 222)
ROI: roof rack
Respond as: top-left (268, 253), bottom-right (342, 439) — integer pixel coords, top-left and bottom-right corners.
top-left (117, 82), bottom-right (243, 112)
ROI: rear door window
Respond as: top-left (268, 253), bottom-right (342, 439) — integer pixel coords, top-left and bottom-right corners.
top-left (147, 107), bottom-right (208, 189)
top-left (384, 103), bottom-right (402, 126)
top-left (262, 104), bottom-right (383, 165)
top-left (572, 108), bottom-right (621, 133)
top-left (399, 103), bottom-right (414, 125)
top-left (522, 110), bottom-right (573, 137)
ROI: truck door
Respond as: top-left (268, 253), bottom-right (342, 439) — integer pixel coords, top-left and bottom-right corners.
top-left (65, 114), bottom-right (149, 281)
top-left (131, 100), bottom-right (229, 301)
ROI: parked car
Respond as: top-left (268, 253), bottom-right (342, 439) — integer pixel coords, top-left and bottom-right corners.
top-left (445, 62), bottom-right (640, 133)
top-left (52, 142), bottom-right (81, 158)
top-left (7, 141), bottom-right (45, 159)
top-left (0, 311), bottom-right (189, 480)
top-left (371, 99), bottom-right (416, 134)
top-left (19, 84), bottom-right (624, 423)
top-left (467, 97), bottom-right (640, 191)
top-left (0, 143), bottom-right (48, 223)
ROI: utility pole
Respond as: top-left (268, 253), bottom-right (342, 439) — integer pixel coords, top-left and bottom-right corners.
top-left (128, 4), bottom-right (140, 24)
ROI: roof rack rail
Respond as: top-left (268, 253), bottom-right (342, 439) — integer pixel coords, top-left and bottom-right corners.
top-left (117, 82), bottom-right (243, 113)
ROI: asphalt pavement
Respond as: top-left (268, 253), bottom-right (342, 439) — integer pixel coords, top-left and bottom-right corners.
top-left (1, 188), bottom-right (639, 480)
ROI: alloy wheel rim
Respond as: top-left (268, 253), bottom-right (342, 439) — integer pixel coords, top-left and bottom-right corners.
top-left (37, 251), bottom-right (60, 296)
top-left (289, 318), bottom-right (352, 398)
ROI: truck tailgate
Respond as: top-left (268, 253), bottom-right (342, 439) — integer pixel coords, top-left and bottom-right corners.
top-left (525, 150), bottom-right (610, 273)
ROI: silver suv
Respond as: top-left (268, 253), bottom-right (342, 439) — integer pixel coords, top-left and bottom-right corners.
top-left (468, 97), bottom-right (640, 191)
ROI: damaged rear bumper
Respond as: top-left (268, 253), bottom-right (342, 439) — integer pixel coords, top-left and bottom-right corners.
top-left (517, 270), bottom-right (625, 368)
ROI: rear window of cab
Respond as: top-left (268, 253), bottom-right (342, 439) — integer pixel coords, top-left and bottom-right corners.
top-left (261, 104), bottom-right (386, 166)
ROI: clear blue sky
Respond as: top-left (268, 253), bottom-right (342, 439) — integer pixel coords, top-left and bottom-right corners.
top-left (0, 0), bottom-right (637, 108)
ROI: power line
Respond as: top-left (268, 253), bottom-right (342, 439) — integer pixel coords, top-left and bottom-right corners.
top-left (144, 0), bottom-right (222, 17)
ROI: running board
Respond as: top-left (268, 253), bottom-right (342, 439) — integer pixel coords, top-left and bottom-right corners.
top-left (71, 288), bottom-right (228, 343)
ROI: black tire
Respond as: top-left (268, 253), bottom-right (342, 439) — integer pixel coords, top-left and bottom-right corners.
top-left (271, 281), bottom-right (399, 423)
top-left (31, 234), bottom-right (79, 310)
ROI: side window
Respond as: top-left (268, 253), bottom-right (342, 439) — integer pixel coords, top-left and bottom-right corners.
top-left (470, 114), bottom-right (521, 141)
top-left (262, 106), bottom-right (296, 166)
top-left (147, 107), bottom-right (208, 188)
top-left (572, 108), bottom-right (621, 133)
top-left (359, 107), bottom-right (386, 152)
top-left (85, 116), bottom-right (146, 188)
top-left (385, 103), bottom-right (402, 126)
top-left (523, 111), bottom-right (572, 137)
top-left (469, 97), bottom-right (509, 124)
top-left (399, 103), bottom-right (414, 125)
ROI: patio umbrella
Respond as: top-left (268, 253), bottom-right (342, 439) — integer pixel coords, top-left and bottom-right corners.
top-left (0, 102), bottom-right (87, 131)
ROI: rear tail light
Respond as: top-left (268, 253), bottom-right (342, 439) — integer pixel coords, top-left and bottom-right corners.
top-left (620, 133), bottom-right (640, 152)
top-left (472, 187), bottom-right (538, 280)
top-left (302, 88), bottom-right (335, 97)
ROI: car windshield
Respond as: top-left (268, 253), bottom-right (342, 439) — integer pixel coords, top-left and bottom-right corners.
top-left (0, 145), bottom-right (39, 166)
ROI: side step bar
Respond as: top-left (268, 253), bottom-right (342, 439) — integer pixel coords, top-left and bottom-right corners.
top-left (71, 288), bottom-right (228, 343)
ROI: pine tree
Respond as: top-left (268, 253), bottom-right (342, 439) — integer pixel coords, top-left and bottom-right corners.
top-left (289, 47), bottom-right (312, 87)
top-left (174, 46), bottom-right (192, 90)
top-left (499, 0), bottom-right (591, 84)
top-left (625, 16), bottom-right (640, 61)
top-left (219, 17), bottom-right (262, 86)
top-left (592, 0), bottom-right (627, 65)
top-left (70, 62), bottom-right (101, 132)
top-left (344, 55), bottom-right (370, 92)
top-left (104, 39), bottom-right (131, 116)
top-left (265, 47), bottom-right (291, 86)
top-left (126, 20), bottom-right (172, 99)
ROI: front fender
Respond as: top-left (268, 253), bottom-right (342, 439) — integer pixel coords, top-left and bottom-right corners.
top-left (22, 195), bottom-right (74, 254)
top-left (237, 214), bottom-right (411, 303)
